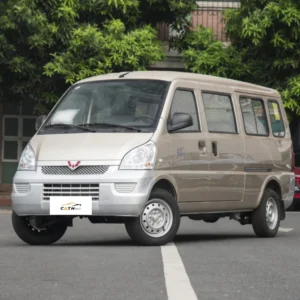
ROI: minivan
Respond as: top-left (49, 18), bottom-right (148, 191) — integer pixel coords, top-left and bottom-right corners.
top-left (11, 71), bottom-right (295, 246)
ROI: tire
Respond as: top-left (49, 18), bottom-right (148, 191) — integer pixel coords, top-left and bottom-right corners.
top-left (12, 211), bottom-right (68, 245)
top-left (252, 188), bottom-right (280, 238)
top-left (125, 189), bottom-right (180, 246)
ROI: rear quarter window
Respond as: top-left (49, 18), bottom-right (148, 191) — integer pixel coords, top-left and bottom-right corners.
top-left (267, 100), bottom-right (285, 137)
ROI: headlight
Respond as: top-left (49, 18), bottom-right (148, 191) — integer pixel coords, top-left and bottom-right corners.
top-left (119, 141), bottom-right (157, 170)
top-left (18, 144), bottom-right (36, 171)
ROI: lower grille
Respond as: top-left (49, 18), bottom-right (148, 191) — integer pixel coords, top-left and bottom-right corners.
top-left (41, 165), bottom-right (109, 175)
top-left (43, 184), bottom-right (99, 201)
top-left (15, 184), bottom-right (30, 194)
top-left (115, 183), bottom-right (136, 193)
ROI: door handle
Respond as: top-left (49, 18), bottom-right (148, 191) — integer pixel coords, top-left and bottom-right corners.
top-left (198, 140), bottom-right (206, 149)
top-left (212, 141), bottom-right (218, 156)
top-left (198, 140), bottom-right (207, 156)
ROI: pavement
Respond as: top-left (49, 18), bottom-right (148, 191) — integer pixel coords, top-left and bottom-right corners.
top-left (0, 210), bottom-right (300, 300)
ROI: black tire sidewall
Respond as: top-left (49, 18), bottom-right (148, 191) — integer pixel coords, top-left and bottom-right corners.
top-left (12, 211), bottom-right (67, 245)
top-left (125, 189), bottom-right (180, 246)
top-left (252, 188), bottom-right (280, 237)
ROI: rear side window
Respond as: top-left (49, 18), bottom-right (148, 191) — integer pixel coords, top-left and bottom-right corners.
top-left (268, 100), bottom-right (285, 137)
top-left (202, 93), bottom-right (237, 134)
top-left (170, 90), bottom-right (200, 132)
top-left (240, 97), bottom-right (269, 136)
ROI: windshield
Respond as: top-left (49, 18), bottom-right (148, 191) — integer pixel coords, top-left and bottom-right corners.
top-left (39, 79), bottom-right (170, 134)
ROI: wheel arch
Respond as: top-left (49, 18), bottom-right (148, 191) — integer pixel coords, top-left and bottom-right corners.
top-left (265, 180), bottom-right (282, 199)
top-left (151, 178), bottom-right (178, 202)
top-left (256, 177), bottom-right (285, 220)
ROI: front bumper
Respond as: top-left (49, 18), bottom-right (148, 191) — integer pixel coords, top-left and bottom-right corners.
top-left (12, 166), bottom-right (155, 216)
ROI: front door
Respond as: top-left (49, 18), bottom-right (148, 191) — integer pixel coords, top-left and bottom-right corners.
top-left (168, 85), bottom-right (210, 203)
top-left (200, 90), bottom-right (245, 202)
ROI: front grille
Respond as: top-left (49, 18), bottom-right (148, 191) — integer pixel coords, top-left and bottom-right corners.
top-left (43, 184), bottom-right (99, 201)
top-left (41, 165), bottom-right (109, 175)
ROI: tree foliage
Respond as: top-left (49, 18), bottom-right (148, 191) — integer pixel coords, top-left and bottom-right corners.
top-left (0, 0), bottom-right (195, 113)
top-left (183, 0), bottom-right (300, 117)
top-left (182, 26), bottom-right (248, 80)
top-left (44, 20), bottom-right (164, 85)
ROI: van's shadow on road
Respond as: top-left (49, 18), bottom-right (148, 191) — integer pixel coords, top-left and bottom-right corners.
top-left (15, 233), bottom-right (259, 247)
top-left (11, 229), bottom-right (294, 247)
top-left (174, 233), bottom-right (257, 245)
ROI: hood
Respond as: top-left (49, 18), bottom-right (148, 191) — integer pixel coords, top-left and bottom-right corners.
top-left (30, 133), bottom-right (153, 162)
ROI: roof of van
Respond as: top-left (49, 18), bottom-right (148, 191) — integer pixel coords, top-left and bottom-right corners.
top-left (77, 71), bottom-right (280, 97)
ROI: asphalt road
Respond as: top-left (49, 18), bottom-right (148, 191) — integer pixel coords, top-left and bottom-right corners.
top-left (0, 210), bottom-right (299, 300)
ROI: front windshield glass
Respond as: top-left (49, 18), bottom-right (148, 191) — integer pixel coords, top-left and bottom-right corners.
top-left (39, 79), bottom-right (170, 134)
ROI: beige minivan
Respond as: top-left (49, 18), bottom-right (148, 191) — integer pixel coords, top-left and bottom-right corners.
top-left (11, 71), bottom-right (295, 246)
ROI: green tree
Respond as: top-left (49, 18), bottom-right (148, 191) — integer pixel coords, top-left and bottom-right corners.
top-left (0, 0), bottom-right (195, 113)
top-left (44, 20), bottom-right (164, 85)
top-left (182, 26), bottom-right (248, 80)
top-left (183, 0), bottom-right (300, 117)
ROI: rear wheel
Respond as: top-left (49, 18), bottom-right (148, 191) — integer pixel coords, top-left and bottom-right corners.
top-left (12, 211), bottom-right (68, 245)
top-left (125, 189), bottom-right (180, 246)
top-left (252, 188), bottom-right (280, 238)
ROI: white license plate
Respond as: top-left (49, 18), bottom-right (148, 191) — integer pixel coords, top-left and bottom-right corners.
top-left (50, 196), bottom-right (92, 215)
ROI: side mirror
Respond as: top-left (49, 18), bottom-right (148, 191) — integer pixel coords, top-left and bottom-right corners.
top-left (35, 115), bottom-right (47, 131)
top-left (168, 113), bottom-right (193, 132)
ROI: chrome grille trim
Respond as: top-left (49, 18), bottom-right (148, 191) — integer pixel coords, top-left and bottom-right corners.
top-left (43, 184), bottom-right (99, 201)
top-left (41, 165), bottom-right (109, 175)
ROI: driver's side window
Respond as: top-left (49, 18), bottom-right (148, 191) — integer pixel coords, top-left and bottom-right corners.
top-left (170, 89), bottom-right (200, 132)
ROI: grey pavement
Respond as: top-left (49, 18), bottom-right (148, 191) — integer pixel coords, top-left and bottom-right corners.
top-left (0, 210), bottom-right (300, 300)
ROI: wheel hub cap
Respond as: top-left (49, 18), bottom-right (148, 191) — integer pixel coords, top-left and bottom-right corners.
top-left (265, 197), bottom-right (278, 230)
top-left (141, 199), bottom-right (173, 238)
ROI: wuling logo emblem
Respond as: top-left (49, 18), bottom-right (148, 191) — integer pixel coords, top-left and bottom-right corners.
top-left (67, 161), bottom-right (81, 171)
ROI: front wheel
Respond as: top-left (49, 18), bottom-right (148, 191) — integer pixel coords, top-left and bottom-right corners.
top-left (12, 211), bottom-right (68, 245)
top-left (252, 188), bottom-right (280, 238)
top-left (125, 189), bottom-right (180, 246)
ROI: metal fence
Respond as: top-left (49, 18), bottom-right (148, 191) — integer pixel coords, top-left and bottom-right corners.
top-left (157, 1), bottom-right (240, 42)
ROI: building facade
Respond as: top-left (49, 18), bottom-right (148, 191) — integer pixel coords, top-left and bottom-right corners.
top-left (154, 1), bottom-right (239, 70)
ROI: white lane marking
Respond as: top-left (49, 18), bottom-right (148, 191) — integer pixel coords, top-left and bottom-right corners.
top-left (279, 227), bottom-right (294, 232)
top-left (0, 209), bottom-right (11, 215)
top-left (161, 242), bottom-right (198, 300)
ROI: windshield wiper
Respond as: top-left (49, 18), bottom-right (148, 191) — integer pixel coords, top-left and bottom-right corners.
top-left (79, 122), bottom-right (142, 132)
top-left (43, 123), bottom-right (96, 133)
